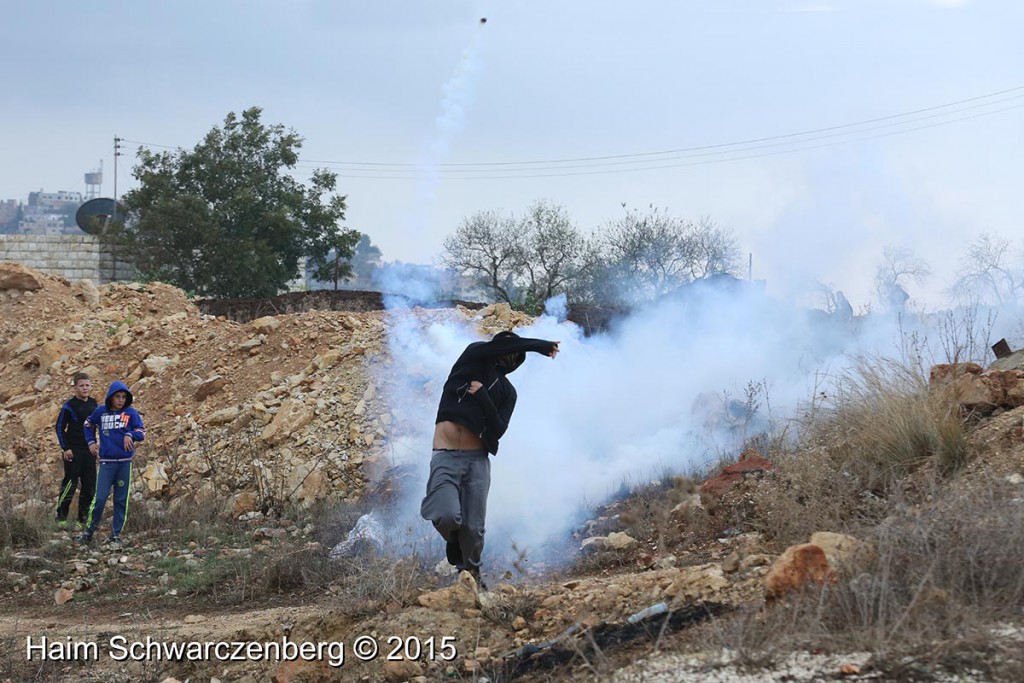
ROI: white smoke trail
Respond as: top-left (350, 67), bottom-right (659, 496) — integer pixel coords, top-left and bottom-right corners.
top-left (407, 26), bottom-right (486, 237)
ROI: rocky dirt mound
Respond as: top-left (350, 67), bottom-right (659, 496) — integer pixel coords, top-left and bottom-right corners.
top-left (3, 262), bottom-right (1023, 683)
top-left (0, 262), bottom-right (533, 519)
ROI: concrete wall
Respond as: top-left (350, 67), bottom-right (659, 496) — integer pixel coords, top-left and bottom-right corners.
top-left (0, 234), bottom-right (130, 283)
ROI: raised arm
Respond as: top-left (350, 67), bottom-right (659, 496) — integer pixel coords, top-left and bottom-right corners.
top-left (459, 335), bottom-right (558, 364)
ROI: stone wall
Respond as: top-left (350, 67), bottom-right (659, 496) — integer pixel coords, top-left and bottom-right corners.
top-left (0, 234), bottom-right (131, 283)
top-left (196, 289), bottom-right (488, 323)
top-left (195, 289), bottom-right (619, 334)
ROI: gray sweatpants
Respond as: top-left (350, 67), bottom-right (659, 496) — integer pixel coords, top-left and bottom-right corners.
top-left (420, 449), bottom-right (491, 573)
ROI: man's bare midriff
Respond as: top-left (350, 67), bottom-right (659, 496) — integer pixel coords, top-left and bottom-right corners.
top-left (433, 421), bottom-right (486, 450)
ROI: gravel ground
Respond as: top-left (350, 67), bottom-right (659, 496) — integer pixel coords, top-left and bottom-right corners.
top-left (609, 649), bottom-right (990, 683)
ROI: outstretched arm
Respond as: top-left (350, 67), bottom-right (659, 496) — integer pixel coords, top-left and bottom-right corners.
top-left (460, 336), bottom-right (559, 364)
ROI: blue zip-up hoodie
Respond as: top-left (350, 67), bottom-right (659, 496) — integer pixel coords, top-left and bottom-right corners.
top-left (84, 381), bottom-right (145, 461)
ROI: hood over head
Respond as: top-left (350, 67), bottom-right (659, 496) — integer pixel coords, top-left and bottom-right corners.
top-left (105, 380), bottom-right (134, 410)
top-left (493, 330), bottom-right (527, 374)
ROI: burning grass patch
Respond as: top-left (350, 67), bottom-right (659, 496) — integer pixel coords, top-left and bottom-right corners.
top-left (489, 601), bottom-right (725, 681)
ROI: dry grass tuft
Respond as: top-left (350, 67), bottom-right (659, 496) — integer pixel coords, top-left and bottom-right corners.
top-left (805, 357), bottom-right (968, 485)
top-left (700, 478), bottom-right (1024, 676)
top-left (751, 357), bottom-right (969, 547)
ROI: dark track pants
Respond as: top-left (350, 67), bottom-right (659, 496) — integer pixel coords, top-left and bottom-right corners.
top-left (86, 460), bottom-right (133, 538)
top-left (420, 449), bottom-right (491, 573)
top-left (56, 450), bottom-right (96, 523)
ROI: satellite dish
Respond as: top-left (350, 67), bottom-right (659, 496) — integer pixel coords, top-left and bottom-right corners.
top-left (75, 198), bottom-right (125, 235)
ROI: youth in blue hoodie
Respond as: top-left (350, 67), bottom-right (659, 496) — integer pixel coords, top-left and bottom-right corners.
top-left (81, 381), bottom-right (145, 543)
top-left (84, 381), bottom-right (145, 461)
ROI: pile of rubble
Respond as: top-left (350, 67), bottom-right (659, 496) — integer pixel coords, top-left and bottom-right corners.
top-left (929, 340), bottom-right (1024, 413)
top-left (0, 262), bottom-right (531, 519)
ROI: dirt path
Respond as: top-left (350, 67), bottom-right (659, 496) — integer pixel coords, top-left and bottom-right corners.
top-left (0, 601), bottom-right (348, 682)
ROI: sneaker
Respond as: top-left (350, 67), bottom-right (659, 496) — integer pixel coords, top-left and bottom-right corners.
top-left (55, 520), bottom-right (69, 530)
top-left (78, 532), bottom-right (93, 545)
top-left (75, 521), bottom-right (85, 530)
top-left (104, 537), bottom-right (123, 549)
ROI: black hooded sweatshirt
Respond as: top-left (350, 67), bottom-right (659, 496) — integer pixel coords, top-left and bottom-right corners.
top-left (434, 332), bottom-right (557, 455)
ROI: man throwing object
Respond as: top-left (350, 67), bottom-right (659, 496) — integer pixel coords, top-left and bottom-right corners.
top-left (421, 330), bottom-right (559, 588)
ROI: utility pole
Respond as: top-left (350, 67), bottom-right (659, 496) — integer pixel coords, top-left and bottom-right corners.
top-left (112, 136), bottom-right (123, 282)
top-left (113, 136), bottom-right (122, 204)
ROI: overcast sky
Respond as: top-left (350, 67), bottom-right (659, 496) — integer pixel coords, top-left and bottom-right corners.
top-left (2, 0), bottom-right (1021, 308)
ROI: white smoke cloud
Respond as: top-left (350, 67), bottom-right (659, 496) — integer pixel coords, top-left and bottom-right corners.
top-left (374, 282), bottom-right (988, 568)
top-left (365, 280), bottom-right (1024, 576)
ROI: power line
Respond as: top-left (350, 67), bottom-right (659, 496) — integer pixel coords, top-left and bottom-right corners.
top-left (289, 102), bottom-right (1024, 181)
top-left (121, 85), bottom-right (1023, 181)
top-left (298, 85), bottom-right (1024, 168)
top-left (291, 93), bottom-right (1024, 176)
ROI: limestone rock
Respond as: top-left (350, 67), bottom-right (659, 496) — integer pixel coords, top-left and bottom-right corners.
top-left (313, 348), bottom-right (342, 370)
top-left (206, 406), bottom-right (241, 426)
top-left (39, 341), bottom-right (67, 372)
top-left (929, 362), bottom-right (1024, 411)
top-left (384, 659), bottom-right (423, 682)
top-left (238, 337), bottom-right (264, 352)
top-left (143, 462), bottom-right (169, 493)
top-left (261, 399), bottom-right (313, 445)
top-left (195, 375), bottom-right (228, 400)
top-left (764, 543), bottom-right (835, 599)
top-left (76, 279), bottom-right (101, 306)
top-left (288, 463), bottom-right (327, 506)
top-left (991, 349), bottom-right (1024, 372)
top-left (664, 564), bottom-right (729, 600)
top-left (251, 316), bottom-right (282, 335)
top-left (232, 492), bottom-right (259, 517)
top-left (809, 531), bottom-right (875, 571)
top-left (0, 263), bottom-right (43, 290)
top-left (142, 355), bottom-right (174, 377)
top-left (606, 531), bottom-right (638, 550)
top-left (417, 570), bottom-right (480, 610)
top-left (22, 403), bottom-right (56, 433)
top-left (55, 588), bottom-right (74, 605)
top-left (4, 394), bottom-right (35, 411)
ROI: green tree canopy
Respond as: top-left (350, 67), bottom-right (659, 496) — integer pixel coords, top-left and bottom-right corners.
top-left (122, 107), bottom-right (357, 298)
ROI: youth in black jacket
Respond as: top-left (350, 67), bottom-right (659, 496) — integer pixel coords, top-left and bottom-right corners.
top-left (422, 330), bottom-right (559, 587)
top-left (54, 373), bottom-right (98, 525)
top-left (434, 331), bottom-right (559, 455)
